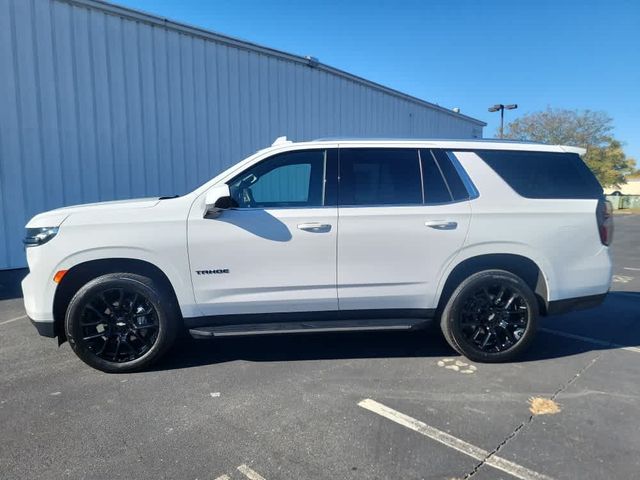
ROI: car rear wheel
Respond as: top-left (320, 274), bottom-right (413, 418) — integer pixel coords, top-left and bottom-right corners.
top-left (65, 273), bottom-right (178, 373)
top-left (440, 270), bottom-right (538, 363)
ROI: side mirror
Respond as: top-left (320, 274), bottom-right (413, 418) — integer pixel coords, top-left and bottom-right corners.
top-left (204, 184), bottom-right (237, 218)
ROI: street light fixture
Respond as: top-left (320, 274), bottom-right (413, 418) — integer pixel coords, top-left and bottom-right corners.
top-left (488, 104), bottom-right (518, 138)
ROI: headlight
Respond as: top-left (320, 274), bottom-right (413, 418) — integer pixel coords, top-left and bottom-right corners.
top-left (23, 227), bottom-right (59, 247)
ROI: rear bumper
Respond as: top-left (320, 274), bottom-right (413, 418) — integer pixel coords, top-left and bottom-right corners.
top-left (546, 293), bottom-right (607, 316)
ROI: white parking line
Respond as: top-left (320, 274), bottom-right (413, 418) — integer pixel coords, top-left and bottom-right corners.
top-left (623, 267), bottom-right (640, 271)
top-left (237, 464), bottom-right (267, 480)
top-left (540, 328), bottom-right (640, 354)
top-left (612, 275), bottom-right (634, 283)
top-left (213, 476), bottom-right (230, 480)
top-left (0, 314), bottom-right (27, 326)
top-left (358, 398), bottom-right (554, 480)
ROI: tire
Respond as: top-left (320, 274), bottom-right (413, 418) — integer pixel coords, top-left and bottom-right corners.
top-left (65, 273), bottom-right (179, 373)
top-left (440, 270), bottom-right (538, 363)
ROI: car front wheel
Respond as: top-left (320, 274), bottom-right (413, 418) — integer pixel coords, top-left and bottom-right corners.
top-left (65, 273), bottom-right (178, 373)
top-left (440, 270), bottom-right (538, 363)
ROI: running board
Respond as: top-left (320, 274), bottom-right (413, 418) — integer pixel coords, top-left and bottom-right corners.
top-left (189, 318), bottom-right (430, 339)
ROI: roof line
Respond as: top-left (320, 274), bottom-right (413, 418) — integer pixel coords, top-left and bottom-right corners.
top-left (269, 138), bottom-right (587, 153)
top-left (59, 0), bottom-right (486, 127)
top-left (313, 137), bottom-right (545, 143)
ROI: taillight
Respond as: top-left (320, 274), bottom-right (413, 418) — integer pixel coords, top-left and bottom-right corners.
top-left (596, 198), bottom-right (614, 246)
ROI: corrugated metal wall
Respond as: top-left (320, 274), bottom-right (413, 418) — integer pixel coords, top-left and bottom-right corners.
top-left (0, 0), bottom-right (485, 270)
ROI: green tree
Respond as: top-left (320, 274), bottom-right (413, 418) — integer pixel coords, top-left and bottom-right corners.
top-left (503, 108), bottom-right (636, 187)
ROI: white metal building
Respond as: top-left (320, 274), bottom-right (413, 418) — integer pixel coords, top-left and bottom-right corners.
top-left (0, 0), bottom-right (485, 270)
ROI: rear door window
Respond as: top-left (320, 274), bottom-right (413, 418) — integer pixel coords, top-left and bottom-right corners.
top-left (339, 148), bottom-right (422, 206)
top-left (476, 150), bottom-right (603, 199)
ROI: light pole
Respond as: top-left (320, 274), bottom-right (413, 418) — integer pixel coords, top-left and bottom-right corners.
top-left (488, 104), bottom-right (518, 138)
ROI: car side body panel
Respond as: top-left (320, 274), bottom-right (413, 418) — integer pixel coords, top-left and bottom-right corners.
top-left (187, 204), bottom-right (339, 315)
top-left (336, 202), bottom-right (471, 310)
top-left (21, 196), bottom-right (199, 325)
top-left (450, 151), bottom-right (612, 301)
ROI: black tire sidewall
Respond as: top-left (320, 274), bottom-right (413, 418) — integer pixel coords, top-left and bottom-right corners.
top-left (65, 273), bottom-right (177, 373)
top-left (441, 270), bottom-right (538, 363)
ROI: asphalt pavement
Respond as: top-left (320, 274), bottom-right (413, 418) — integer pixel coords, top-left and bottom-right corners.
top-left (1, 215), bottom-right (639, 480)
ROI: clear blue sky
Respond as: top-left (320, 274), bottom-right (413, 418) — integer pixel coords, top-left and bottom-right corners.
top-left (119, 0), bottom-right (639, 160)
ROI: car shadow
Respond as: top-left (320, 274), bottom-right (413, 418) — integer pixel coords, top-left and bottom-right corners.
top-left (153, 327), bottom-right (454, 371)
top-left (151, 292), bottom-right (640, 372)
top-left (216, 209), bottom-right (292, 242)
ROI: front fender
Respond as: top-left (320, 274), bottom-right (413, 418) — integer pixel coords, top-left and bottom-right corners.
top-left (52, 247), bottom-right (199, 318)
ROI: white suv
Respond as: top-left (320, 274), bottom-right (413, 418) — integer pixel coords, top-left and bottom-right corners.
top-left (22, 138), bottom-right (613, 372)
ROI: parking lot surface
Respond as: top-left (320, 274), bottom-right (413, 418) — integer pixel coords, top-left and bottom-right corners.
top-left (1, 215), bottom-right (639, 480)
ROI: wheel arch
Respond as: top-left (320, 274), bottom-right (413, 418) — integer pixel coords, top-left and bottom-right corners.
top-left (53, 258), bottom-right (182, 343)
top-left (436, 253), bottom-right (550, 316)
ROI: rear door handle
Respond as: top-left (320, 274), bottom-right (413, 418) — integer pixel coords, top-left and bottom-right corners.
top-left (297, 222), bottom-right (332, 232)
top-left (425, 220), bottom-right (458, 230)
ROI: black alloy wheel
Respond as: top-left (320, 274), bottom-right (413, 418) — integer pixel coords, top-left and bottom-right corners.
top-left (440, 270), bottom-right (538, 363)
top-left (458, 283), bottom-right (529, 353)
top-left (79, 287), bottom-right (159, 363)
top-left (65, 273), bottom-right (178, 373)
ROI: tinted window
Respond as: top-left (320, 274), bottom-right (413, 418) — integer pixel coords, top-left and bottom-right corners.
top-left (339, 148), bottom-right (422, 205)
top-left (477, 150), bottom-right (603, 199)
top-left (229, 150), bottom-right (326, 208)
top-left (429, 149), bottom-right (470, 201)
top-left (420, 150), bottom-right (452, 204)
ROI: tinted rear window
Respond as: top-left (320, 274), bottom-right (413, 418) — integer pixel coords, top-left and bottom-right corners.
top-left (476, 150), bottom-right (603, 199)
top-left (339, 148), bottom-right (422, 205)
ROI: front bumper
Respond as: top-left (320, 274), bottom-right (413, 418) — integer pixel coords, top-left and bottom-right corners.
top-left (22, 271), bottom-right (58, 339)
top-left (29, 317), bottom-right (56, 338)
top-left (21, 271), bottom-right (55, 322)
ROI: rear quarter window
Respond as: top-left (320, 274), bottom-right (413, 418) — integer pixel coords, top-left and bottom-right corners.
top-left (476, 150), bottom-right (603, 199)
top-left (430, 149), bottom-right (472, 201)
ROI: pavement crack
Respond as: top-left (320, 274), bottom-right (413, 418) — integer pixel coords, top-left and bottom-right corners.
top-left (549, 354), bottom-right (601, 401)
top-left (462, 418), bottom-right (528, 480)
top-left (462, 354), bottom-right (601, 479)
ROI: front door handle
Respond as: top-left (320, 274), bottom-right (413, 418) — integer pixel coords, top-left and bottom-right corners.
top-left (425, 220), bottom-right (458, 230)
top-left (297, 222), bottom-right (332, 232)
